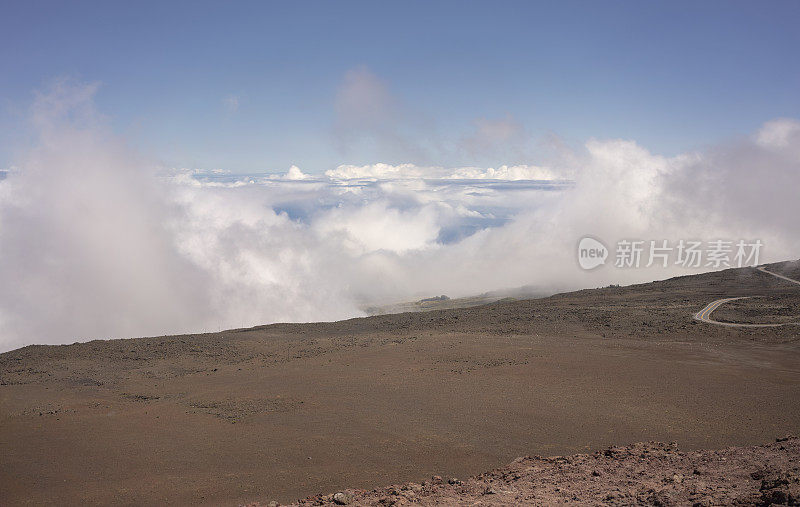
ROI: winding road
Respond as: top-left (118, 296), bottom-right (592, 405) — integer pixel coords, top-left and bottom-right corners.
top-left (694, 266), bottom-right (800, 327)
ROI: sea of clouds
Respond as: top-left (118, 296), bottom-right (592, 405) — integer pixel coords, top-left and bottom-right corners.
top-left (0, 81), bottom-right (798, 352)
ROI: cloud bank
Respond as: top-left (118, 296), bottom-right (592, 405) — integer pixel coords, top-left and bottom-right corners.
top-left (1, 83), bottom-right (798, 351)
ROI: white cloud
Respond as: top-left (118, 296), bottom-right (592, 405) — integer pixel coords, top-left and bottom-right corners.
top-left (1, 80), bottom-right (799, 352)
top-left (314, 201), bottom-right (440, 255)
top-left (283, 165), bottom-right (309, 180)
top-left (447, 165), bottom-right (557, 180)
top-left (756, 118), bottom-right (800, 150)
top-left (325, 163), bottom-right (425, 180)
top-left (324, 162), bottom-right (559, 181)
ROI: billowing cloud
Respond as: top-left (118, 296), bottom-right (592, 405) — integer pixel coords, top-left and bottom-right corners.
top-left (313, 202), bottom-right (440, 255)
top-left (323, 162), bottom-right (559, 182)
top-left (756, 118), bottom-right (800, 149)
top-left (283, 165), bottom-right (309, 180)
top-left (446, 164), bottom-right (556, 181)
top-left (325, 162), bottom-right (425, 180)
top-left (1, 81), bottom-right (798, 352)
top-left (0, 83), bottom-right (215, 348)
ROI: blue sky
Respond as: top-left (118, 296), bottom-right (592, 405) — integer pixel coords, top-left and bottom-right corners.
top-left (2, 0), bottom-right (799, 173)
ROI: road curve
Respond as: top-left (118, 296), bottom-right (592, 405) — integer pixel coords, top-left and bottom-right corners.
top-left (693, 266), bottom-right (800, 327)
top-left (757, 265), bottom-right (800, 286)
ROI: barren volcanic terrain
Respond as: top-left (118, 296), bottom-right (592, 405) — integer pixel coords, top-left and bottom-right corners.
top-left (2, 262), bottom-right (800, 505)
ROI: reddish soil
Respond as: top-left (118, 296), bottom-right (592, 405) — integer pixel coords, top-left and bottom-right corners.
top-left (274, 436), bottom-right (800, 506)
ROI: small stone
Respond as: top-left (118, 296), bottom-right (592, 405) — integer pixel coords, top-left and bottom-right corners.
top-left (333, 492), bottom-right (350, 505)
top-left (448, 477), bottom-right (461, 485)
top-left (762, 489), bottom-right (788, 504)
top-left (267, 502), bottom-right (279, 507)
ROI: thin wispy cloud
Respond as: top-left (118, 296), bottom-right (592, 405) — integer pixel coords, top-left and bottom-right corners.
top-left (222, 94), bottom-right (240, 113)
top-left (333, 66), bottom-right (435, 164)
top-left (459, 114), bottom-right (530, 162)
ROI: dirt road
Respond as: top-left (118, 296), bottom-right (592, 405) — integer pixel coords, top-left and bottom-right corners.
top-left (694, 266), bottom-right (800, 327)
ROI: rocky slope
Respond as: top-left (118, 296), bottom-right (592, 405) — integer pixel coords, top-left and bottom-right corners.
top-left (274, 437), bottom-right (800, 506)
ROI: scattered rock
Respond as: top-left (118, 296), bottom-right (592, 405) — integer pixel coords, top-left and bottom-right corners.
top-left (332, 492), bottom-right (350, 505)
